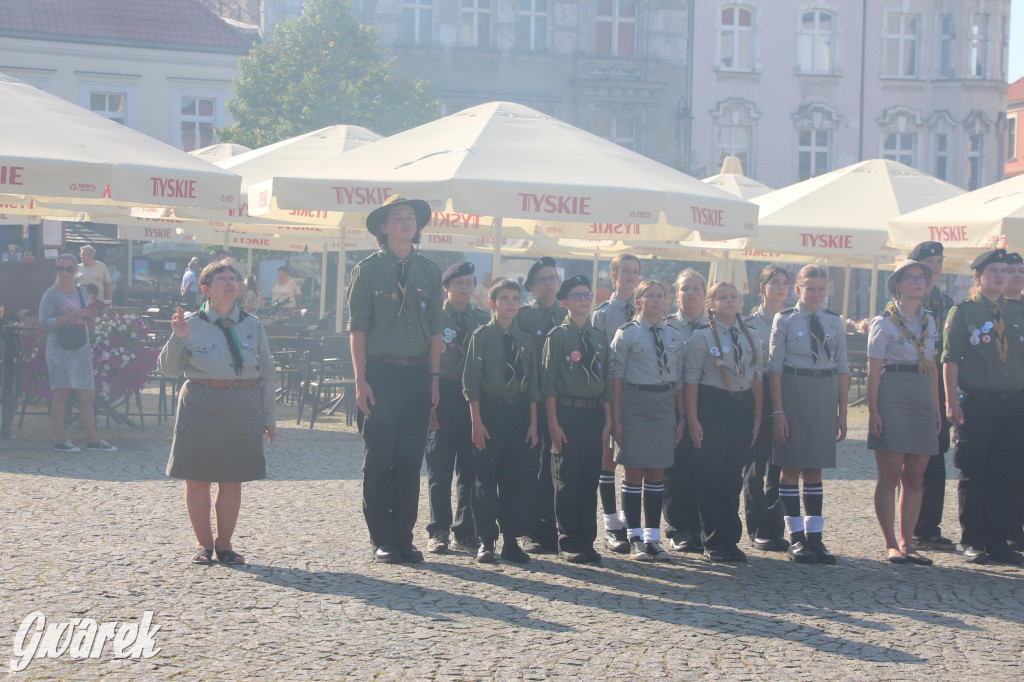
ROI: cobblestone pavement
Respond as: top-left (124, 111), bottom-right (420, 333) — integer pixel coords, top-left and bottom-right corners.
top-left (2, 393), bottom-right (1023, 680)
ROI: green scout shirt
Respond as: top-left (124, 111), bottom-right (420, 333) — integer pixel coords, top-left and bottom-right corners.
top-left (462, 318), bottom-right (540, 402)
top-left (943, 294), bottom-right (1024, 392)
top-left (516, 299), bottom-right (568, 357)
top-left (541, 316), bottom-right (612, 402)
top-left (439, 301), bottom-right (491, 382)
top-left (347, 246), bottom-right (443, 358)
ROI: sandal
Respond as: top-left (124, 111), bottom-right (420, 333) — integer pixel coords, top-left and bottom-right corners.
top-left (903, 551), bottom-right (933, 566)
top-left (192, 549), bottom-right (214, 565)
top-left (215, 549), bottom-right (246, 565)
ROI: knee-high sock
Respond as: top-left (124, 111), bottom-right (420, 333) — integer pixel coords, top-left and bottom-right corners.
top-left (600, 470), bottom-right (620, 525)
top-left (643, 480), bottom-right (664, 541)
top-left (803, 481), bottom-right (824, 533)
top-left (621, 483), bottom-right (642, 535)
top-left (780, 483), bottom-right (804, 539)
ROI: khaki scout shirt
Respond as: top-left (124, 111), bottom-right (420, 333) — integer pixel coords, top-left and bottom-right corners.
top-left (462, 318), bottom-right (541, 402)
top-left (609, 317), bottom-right (685, 389)
top-left (943, 294), bottom-right (1024, 392)
top-left (665, 310), bottom-right (708, 346)
top-left (516, 299), bottom-right (568, 356)
top-left (867, 304), bottom-right (937, 365)
top-left (744, 307), bottom-right (775, 364)
top-left (591, 292), bottom-right (635, 342)
top-left (683, 320), bottom-right (764, 392)
top-left (768, 302), bottom-right (850, 375)
top-left (438, 301), bottom-right (491, 382)
top-left (346, 246), bottom-right (443, 358)
top-left (541, 317), bottom-right (612, 402)
top-left (158, 304), bottom-right (276, 426)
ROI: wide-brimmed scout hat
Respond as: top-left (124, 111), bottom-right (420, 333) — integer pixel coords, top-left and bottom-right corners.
top-left (886, 260), bottom-right (933, 299)
top-left (365, 194), bottom-right (432, 239)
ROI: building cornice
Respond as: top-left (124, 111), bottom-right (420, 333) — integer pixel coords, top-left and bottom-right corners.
top-left (0, 29), bottom-right (252, 55)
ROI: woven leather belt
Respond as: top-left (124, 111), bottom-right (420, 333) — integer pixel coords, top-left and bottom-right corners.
top-left (557, 397), bottom-right (600, 408)
top-left (190, 378), bottom-right (256, 389)
top-left (783, 367), bottom-right (836, 378)
top-left (882, 363), bottom-right (921, 374)
top-left (629, 383), bottom-right (672, 393)
top-left (368, 355), bottom-right (426, 366)
top-left (482, 393), bottom-right (526, 405)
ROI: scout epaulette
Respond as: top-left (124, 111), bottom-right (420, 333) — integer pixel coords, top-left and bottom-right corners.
top-left (822, 308), bottom-right (841, 317)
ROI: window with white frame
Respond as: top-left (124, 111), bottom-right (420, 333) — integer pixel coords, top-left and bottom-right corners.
top-left (402, 0), bottom-right (432, 44)
top-left (712, 99), bottom-right (758, 174)
top-left (89, 92), bottom-right (127, 125)
top-left (798, 128), bottom-right (831, 180)
top-left (878, 108), bottom-right (921, 168)
top-left (460, 0), bottom-right (490, 48)
top-left (592, 115), bottom-right (636, 151)
top-left (797, 9), bottom-right (834, 74)
top-left (939, 14), bottom-right (955, 78)
top-left (518, 0), bottom-right (547, 51)
top-left (718, 5), bottom-right (754, 71)
top-left (967, 134), bottom-right (983, 190)
top-left (933, 132), bottom-right (950, 180)
top-left (175, 94), bottom-right (218, 152)
top-left (884, 13), bottom-right (919, 77)
top-left (969, 14), bottom-right (988, 78)
top-left (595, 0), bottom-right (637, 57)
top-left (882, 133), bottom-right (916, 166)
top-left (1009, 117), bottom-right (1017, 161)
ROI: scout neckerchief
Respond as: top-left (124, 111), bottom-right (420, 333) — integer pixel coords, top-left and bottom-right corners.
top-left (808, 312), bottom-right (830, 365)
top-left (650, 323), bottom-right (669, 375)
top-left (624, 299), bottom-right (636, 321)
top-left (729, 326), bottom-right (745, 377)
top-left (971, 293), bottom-right (1009, 363)
top-left (199, 301), bottom-right (245, 375)
top-left (885, 302), bottom-right (930, 374)
top-left (395, 258), bottom-right (411, 317)
top-left (455, 310), bottom-right (471, 352)
top-left (577, 322), bottom-right (599, 384)
top-left (502, 329), bottom-right (526, 390)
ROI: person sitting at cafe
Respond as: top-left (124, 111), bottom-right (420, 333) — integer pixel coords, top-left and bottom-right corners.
top-left (271, 266), bottom-right (302, 309)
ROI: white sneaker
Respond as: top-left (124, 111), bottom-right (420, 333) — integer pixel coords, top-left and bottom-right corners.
top-left (54, 440), bottom-right (80, 452)
top-left (85, 440), bottom-right (118, 452)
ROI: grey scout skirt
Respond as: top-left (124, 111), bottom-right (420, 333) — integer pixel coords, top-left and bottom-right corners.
top-left (867, 370), bottom-right (938, 456)
top-left (772, 372), bottom-right (838, 469)
top-left (167, 381), bottom-right (266, 483)
top-left (615, 383), bottom-right (676, 469)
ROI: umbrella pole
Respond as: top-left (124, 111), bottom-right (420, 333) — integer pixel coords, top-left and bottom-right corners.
top-left (223, 227), bottom-right (230, 250)
top-left (246, 245), bottom-right (253, 277)
top-left (491, 217), bottom-right (503, 278)
top-left (319, 240), bottom-right (328, 322)
top-left (335, 227), bottom-right (347, 333)
top-left (127, 239), bottom-right (133, 285)
top-left (842, 264), bottom-right (852, 318)
top-left (868, 257), bottom-right (879, 318)
top-left (590, 251), bottom-right (599, 313)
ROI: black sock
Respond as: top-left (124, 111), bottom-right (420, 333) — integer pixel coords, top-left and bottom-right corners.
top-left (643, 480), bottom-right (665, 532)
top-left (803, 482), bottom-right (823, 517)
top-left (621, 483), bottom-right (642, 532)
top-left (600, 470), bottom-right (618, 515)
top-left (780, 483), bottom-right (801, 518)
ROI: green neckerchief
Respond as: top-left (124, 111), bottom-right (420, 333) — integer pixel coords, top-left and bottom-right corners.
top-left (200, 301), bottom-right (244, 375)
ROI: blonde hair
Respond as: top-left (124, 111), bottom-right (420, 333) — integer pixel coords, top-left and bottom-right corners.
top-left (704, 281), bottom-right (759, 391)
top-left (633, 279), bottom-right (667, 320)
top-left (674, 267), bottom-right (706, 294)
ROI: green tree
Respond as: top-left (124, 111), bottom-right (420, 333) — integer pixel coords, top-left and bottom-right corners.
top-left (219, 0), bottom-right (438, 147)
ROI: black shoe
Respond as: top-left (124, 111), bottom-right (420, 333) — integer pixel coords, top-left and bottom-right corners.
top-left (476, 540), bottom-right (497, 564)
top-left (605, 528), bottom-right (630, 553)
top-left (559, 550), bottom-right (588, 564)
top-left (427, 534), bottom-right (449, 554)
top-left (519, 536), bottom-right (547, 554)
top-left (582, 546), bottom-right (602, 564)
top-left (501, 537), bottom-right (532, 563)
top-left (629, 536), bottom-right (652, 561)
top-left (752, 537), bottom-right (776, 551)
top-left (703, 545), bottom-right (731, 562)
top-left (787, 542), bottom-right (819, 564)
top-left (727, 544), bottom-right (748, 562)
top-left (914, 534), bottom-right (957, 551)
top-left (646, 541), bottom-right (672, 562)
top-left (669, 530), bottom-right (702, 553)
top-left (374, 545), bottom-right (401, 563)
top-left (963, 546), bottom-right (989, 564)
top-left (1008, 538), bottom-right (1024, 552)
top-left (806, 537), bottom-right (837, 565)
top-left (451, 535), bottom-right (481, 553)
top-left (400, 545), bottom-right (424, 563)
top-left (987, 545), bottom-right (1024, 565)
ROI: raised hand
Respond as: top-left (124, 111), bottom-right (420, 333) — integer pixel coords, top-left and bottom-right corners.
top-left (171, 307), bottom-right (190, 339)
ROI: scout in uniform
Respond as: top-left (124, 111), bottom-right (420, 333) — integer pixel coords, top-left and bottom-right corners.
top-left (610, 280), bottom-right (686, 562)
top-left (543, 275), bottom-right (613, 563)
top-left (424, 261), bottom-right (491, 554)
top-left (348, 195), bottom-right (443, 564)
top-left (516, 257), bottom-right (568, 553)
top-left (684, 281), bottom-right (763, 562)
top-left (768, 265), bottom-right (850, 564)
top-left (663, 268), bottom-right (709, 552)
top-left (741, 265), bottom-right (791, 552)
top-left (463, 278), bottom-right (540, 564)
top-left (907, 241), bottom-right (958, 551)
top-left (590, 254), bottom-right (641, 553)
top-left (943, 249), bottom-right (1024, 565)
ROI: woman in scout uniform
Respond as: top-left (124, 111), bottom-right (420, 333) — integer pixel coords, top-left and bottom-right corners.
top-left (1004, 252), bottom-right (1024, 302)
top-left (768, 265), bottom-right (849, 565)
top-left (943, 249), bottom-right (1024, 565)
top-left (160, 261), bottom-right (277, 565)
top-left (867, 260), bottom-right (939, 565)
top-left (742, 265), bottom-right (791, 552)
top-left (663, 268), bottom-right (708, 553)
top-left (684, 281), bottom-right (763, 562)
top-left (610, 280), bottom-right (686, 562)
top-left (543, 275), bottom-right (612, 564)
top-left (425, 261), bottom-right (491, 555)
top-left (591, 254), bottom-right (642, 553)
top-left (463, 278), bottom-right (540, 564)
top-left (516, 257), bottom-right (568, 554)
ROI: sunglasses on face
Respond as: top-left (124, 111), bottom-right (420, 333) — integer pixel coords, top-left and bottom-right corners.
top-left (568, 291), bottom-right (593, 302)
top-left (56, 265), bottom-right (77, 273)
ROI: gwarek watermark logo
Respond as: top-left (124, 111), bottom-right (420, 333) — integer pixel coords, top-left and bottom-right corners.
top-left (10, 611), bottom-right (162, 672)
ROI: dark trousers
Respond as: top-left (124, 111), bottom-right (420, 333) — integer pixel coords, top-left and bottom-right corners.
top-left (916, 374), bottom-right (951, 538)
top-left (953, 389), bottom-right (1024, 551)
top-left (551, 403), bottom-right (605, 552)
top-left (526, 410), bottom-right (558, 545)
top-left (695, 385), bottom-right (755, 548)
top-left (472, 398), bottom-right (533, 542)
top-left (356, 361), bottom-right (431, 549)
top-left (424, 380), bottom-right (475, 540)
top-left (664, 420), bottom-right (701, 541)
top-left (742, 381), bottom-right (785, 541)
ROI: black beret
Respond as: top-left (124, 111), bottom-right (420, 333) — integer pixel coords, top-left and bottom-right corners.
top-left (1008, 252), bottom-right (1024, 265)
top-left (970, 249), bottom-right (1009, 271)
top-left (525, 257), bottom-right (557, 289)
top-left (557, 274), bottom-right (591, 300)
top-left (907, 241), bottom-right (943, 261)
top-left (441, 260), bottom-right (475, 286)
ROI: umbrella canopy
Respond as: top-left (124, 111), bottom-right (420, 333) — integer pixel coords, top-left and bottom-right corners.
top-left (888, 173), bottom-right (1023, 252)
top-left (189, 143), bottom-right (252, 162)
top-left (702, 173), bottom-right (773, 201)
top-left (0, 74), bottom-right (241, 209)
top-left (247, 102), bottom-right (758, 241)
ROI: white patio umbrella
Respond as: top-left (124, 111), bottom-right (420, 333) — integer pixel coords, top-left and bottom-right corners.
top-left (701, 155), bottom-right (774, 201)
top-left (189, 143), bottom-right (252, 162)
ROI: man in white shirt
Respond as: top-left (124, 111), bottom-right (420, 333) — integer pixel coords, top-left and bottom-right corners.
top-left (76, 245), bottom-right (112, 303)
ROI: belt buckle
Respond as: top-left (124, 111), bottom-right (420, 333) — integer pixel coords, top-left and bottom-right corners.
top-left (230, 380), bottom-right (243, 389)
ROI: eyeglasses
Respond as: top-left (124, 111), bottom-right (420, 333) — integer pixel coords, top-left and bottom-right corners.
top-left (568, 291), bottom-right (593, 301)
top-left (534, 275), bottom-right (558, 286)
top-left (212, 276), bottom-right (238, 286)
top-left (902, 274), bottom-right (929, 284)
top-left (56, 265), bottom-right (77, 273)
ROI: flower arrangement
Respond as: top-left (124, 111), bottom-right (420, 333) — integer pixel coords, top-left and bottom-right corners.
top-left (19, 312), bottom-right (159, 401)
top-left (844, 318), bottom-right (870, 334)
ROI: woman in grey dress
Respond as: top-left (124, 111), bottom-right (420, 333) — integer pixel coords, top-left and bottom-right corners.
top-left (867, 260), bottom-right (939, 565)
top-left (610, 280), bottom-right (686, 563)
top-left (39, 254), bottom-right (117, 453)
top-left (768, 265), bottom-right (849, 564)
top-left (159, 261), bottom-right (276, 565)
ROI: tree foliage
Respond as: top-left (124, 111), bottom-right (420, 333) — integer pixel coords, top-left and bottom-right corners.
top-left (219, 0), bottom-right (439, 147)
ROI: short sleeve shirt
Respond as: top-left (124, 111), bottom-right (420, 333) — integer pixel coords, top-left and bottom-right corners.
top-left (609, 318), bottom-right (685, 389)
top-left (867, 304), bottom-right (937, 365)
top-left (683, 320), bottom-right (764, 392)
top-left (768, 302), bottom-right (849, 375)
